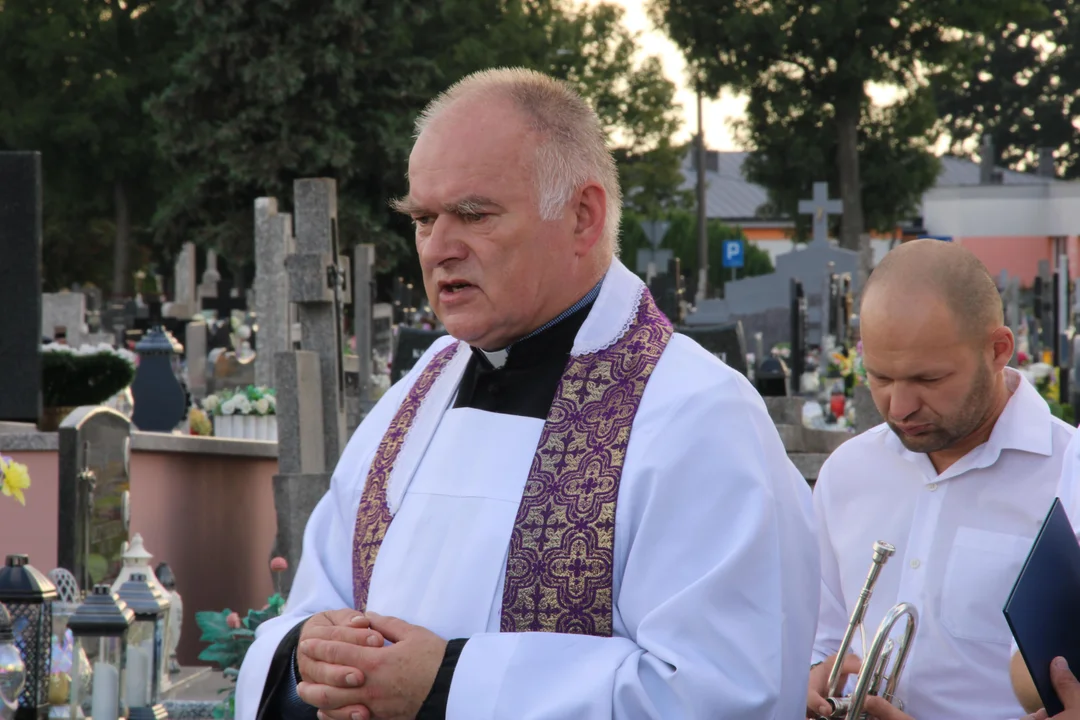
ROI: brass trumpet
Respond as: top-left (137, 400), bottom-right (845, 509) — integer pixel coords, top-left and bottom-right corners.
top-left (818, 541), bottom-right (919, 719)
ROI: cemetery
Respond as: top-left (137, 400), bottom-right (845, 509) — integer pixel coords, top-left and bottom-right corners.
top-left (1, 136), bottom-right (1078, 716)
top-left (0, 2), bottom-right (1078, 715)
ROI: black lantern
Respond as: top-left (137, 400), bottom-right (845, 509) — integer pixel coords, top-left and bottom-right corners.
top-left (0, 556), bottom-right (58, 720)
top-left (0, 602), bottom-right (27, 715)
top-left (66, 586), bottom-right (133, 720)
top-left (115, 575), bottom-right (168, 720)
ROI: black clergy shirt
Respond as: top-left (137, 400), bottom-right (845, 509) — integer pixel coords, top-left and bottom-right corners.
top-left (265, 287), bottom-right (599, 720)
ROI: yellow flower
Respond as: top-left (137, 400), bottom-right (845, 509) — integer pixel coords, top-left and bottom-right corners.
top-left (831, 351), bottom-right (854, 377)
top-left (0, 456), bottom-right (31, 506)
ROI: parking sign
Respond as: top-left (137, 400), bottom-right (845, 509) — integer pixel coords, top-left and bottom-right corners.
top-left (722, 239), bottom-right (744, 269)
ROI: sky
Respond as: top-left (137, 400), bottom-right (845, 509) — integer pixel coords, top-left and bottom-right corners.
top-left (589, 0), bottom-right (748, 150)
top-left (586, 0), bottom-right (903, 152)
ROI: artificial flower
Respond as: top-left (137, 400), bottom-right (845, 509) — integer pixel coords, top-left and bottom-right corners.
top-left (1, 455), bottom-right (31, 506)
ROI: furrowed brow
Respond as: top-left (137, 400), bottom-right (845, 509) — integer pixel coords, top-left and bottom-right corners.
top-left (445, 196), bottom-right (503, 215)
top-left (389, 196), bottom-right (426, 216)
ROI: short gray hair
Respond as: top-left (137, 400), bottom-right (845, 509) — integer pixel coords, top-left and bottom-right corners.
top-left (414, 67), bottom-right (622, 256)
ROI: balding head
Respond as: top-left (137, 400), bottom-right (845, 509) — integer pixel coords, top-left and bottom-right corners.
top-left (859, 239), bottom-right (1014, 465)
top-left (861, 239), bottom-right (1004, 340)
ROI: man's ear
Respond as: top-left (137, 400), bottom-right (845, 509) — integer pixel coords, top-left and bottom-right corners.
top-left (572, 182), bottom-right (606, 257)
top-left (990, 326), bottom-right (1015, 371)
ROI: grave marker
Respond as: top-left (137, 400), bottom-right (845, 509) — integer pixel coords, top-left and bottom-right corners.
top-left (254, 198), bottom-right (295, 388)
top-left (272, 178), bottom-right (351, 594)
top-left (0, 152), bottom-right (43, 423)
top-left (58, 407), bottom-right (133, 591)
top-left (685, 182), bottom-right (857, 348)
top-left (42, 292), bottom-right (87, 346)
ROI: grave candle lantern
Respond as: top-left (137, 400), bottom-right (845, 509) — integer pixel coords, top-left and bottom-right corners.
top-left (114, 575), bottom-right (168, 719)
top-left (0, 602), bottom-right (27, 717)
top-left (0, 555), bottom-right (58, 720)
top-left (130, 328), bottom-right (186, 433)
top-left (66, 587), bottom-right (133, 720)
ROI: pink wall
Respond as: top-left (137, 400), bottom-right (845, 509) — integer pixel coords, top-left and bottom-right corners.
top-left (0, 452), bottom-right (59, 573)
top-left (0, 449), bottom-right (277, 666)
top-left (956, 235), bottom-right (1080, 286)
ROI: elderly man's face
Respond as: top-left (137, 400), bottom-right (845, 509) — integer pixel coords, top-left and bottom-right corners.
top-left (402, 97), bottom-right (583, 350)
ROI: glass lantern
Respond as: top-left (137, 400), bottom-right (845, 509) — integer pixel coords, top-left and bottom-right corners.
top-left (115, 575), bottom-right (168, 720)
top-left (0, 602), bottom-right (27, 720)
top-left (66, 587), bottom-right (133, 720)
top-left (0, 555), bottom-right (58, 720)
top-left (46, 568), bottom-right (88, 720)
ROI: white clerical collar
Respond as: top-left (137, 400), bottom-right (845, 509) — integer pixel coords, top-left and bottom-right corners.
top-left (475, 280), bottom-right (604, 370)
top-left (481, 348), bottom-right (510, 369)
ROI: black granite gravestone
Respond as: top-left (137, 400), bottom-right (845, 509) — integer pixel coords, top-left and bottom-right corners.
top-left (0, 152), bottom-right (43, 423)
top-left (58, 407), bottom-right (132, 590)
top-left (790, 278), bottom-right (808, 394)
top-left (755, 356), bottom-right (791, 397)
top-left (679, 321), bottom-right (749, 377)
top-left (390, 327), bottom-right (447, 384)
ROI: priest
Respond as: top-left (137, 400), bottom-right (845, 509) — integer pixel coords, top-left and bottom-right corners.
top-left (236, 67), bottom-right (820, 720)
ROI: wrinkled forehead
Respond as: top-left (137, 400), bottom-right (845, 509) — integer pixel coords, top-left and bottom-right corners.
top-left (407, 98), bottom-right (541, 203)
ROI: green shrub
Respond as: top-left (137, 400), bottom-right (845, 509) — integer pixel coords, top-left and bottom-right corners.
top-left (42, 350), bottom-right (135, 407)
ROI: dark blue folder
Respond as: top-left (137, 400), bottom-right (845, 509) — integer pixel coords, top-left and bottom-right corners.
top-left (1004, 497), bottom-right (1080, 716)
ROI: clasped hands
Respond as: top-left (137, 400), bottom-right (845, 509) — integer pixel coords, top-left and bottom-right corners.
top-left (296, 609), bottom-right (447, 720)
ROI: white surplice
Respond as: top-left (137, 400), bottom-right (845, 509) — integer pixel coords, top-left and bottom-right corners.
top-left (236, 260), bottom-right (821, 719)
top-left (813, 368), bottom-right (1074, 720)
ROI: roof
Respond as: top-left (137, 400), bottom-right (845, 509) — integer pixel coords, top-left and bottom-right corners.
top-left (676, 150), bottom-right (1061, 222)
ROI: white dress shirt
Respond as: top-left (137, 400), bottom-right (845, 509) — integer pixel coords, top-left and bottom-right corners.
top-left (1056, 429), bottom-right (1080, 534)
top-left (813, 368), bottom-right (1074, 720)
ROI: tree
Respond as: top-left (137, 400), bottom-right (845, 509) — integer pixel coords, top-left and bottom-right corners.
top-left (0, 0), bottom-right (180, 295)
top-left (148, 0), bottom-right (437, 279)
top-left (936, 0), bottom-right (1080, 178)
top-left (739, 81), bottom-right (942, 241)
top-left (149, 0), bottom-right (687, 283)
top-left (651, 0), bottom-right (1045, 252)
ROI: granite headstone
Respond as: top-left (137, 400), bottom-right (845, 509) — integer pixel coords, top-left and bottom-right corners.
top-left (0, 152), bottom-right (43, 423)
top-left (58, 406), bottom-right (133, 591)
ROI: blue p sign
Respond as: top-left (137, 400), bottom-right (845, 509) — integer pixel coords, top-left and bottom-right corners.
top-left (722, 239), bottom-right (745, 269)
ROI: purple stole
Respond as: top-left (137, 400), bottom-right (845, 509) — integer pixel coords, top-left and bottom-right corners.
top-left (351, 289), bottom-right (673, 637)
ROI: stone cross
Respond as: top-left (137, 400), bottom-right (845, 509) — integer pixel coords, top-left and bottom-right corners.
top-left (272, 178), bottom-right (352, 595)
top-left (287, 179), bottom-right (350, 469)
top-left (254, 198), bottom-right (295, 388)
top-left (798, 182), bottom-right (844, 248)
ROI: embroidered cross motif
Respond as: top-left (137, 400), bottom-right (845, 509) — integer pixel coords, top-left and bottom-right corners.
top-left (500, 292), bottom-right (672, 636)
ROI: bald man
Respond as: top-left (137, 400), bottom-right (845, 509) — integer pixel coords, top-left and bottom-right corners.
top-left (804, 240), bottom-right (1075, 720)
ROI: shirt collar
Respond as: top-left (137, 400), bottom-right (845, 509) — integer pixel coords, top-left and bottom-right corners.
top-left (473, 279), bottom-right (604, 370)
top-left (884, 367), bottom-right (1056, 477)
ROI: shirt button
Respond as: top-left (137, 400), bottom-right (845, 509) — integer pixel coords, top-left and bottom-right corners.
top-left (928, 483), bottom-right (938, 492)
top-left (910, 559), bottom-right (921, 569)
